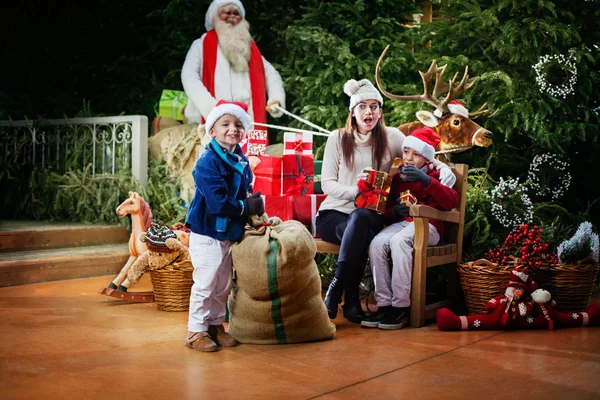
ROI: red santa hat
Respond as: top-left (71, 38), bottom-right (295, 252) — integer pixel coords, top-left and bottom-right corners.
top-left (402, 127), bottom-right (441, 161)
top-left (205, 100), bottom-right (252, 139)
top-left (433, 100), bottom-right (470, 118)
top-left (205, 0), bottom-right (246, 31)
top-left (505, 268), bottom-right (538, 292)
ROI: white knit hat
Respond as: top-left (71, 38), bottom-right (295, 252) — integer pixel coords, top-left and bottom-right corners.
top-left (205, 0), bottom-right (246, 31)
top-left (343, 79), bottom-right (384, 110)
top-left (402, 127), bottom-right (441, 161)
top-left (205, 100), bottom-right (252, 139)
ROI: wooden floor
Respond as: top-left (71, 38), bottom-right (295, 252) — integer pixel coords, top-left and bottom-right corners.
top-left (1, 274), bottom-right (599, 399)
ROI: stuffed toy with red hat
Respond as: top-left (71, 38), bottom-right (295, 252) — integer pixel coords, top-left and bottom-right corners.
top-left (436, 268), bottom-right (600, 331)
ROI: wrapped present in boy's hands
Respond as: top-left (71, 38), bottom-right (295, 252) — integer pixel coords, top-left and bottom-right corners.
top-left (399, 190), bottom-right (417, 207)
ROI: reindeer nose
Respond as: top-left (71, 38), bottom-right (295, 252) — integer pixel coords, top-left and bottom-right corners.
top-left (484, 132), bottom-right (493, 139)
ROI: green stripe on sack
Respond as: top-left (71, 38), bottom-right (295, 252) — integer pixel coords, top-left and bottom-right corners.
top-left (267, 239), bottom-right (286, 344)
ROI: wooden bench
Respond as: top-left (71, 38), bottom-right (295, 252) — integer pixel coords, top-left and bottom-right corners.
top-left (314, 163), bottom-right (468, 328)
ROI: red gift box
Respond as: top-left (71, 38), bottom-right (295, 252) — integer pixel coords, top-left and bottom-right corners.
top-left (283, 132), bottom-right (313, 155)
top-left (241, 129), bottom-right (268, 156)
top-left (249, 155), bottom-right (282, 195)
top-left (282, 154), bottom-right (314, 195)
top-left (262, 194), bottom-right (327, 237)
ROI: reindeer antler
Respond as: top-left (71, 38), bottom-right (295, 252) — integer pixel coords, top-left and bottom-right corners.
top-left (376, 45), bottom-right (479, 115)
top-left (468, 102), bottom-right (499, 119)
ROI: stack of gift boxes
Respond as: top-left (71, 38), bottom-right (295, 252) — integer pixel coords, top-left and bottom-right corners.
top-left (247, 131), bottom-right (326, 237)
top-left (244, 132), bottom-right (395, 236)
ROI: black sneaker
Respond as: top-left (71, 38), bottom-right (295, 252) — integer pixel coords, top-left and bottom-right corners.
top-left (378, 307), bottom-right (409, 330)
top-left (360, 306), bottom-right (392, 328)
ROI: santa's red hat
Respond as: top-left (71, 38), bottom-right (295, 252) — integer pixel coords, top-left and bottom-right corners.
top-left (205, 100), bottom-right (252, 139)
top-left (402, 127), bottom-right (441, 161)
top-left (434, 100), bottom-right (470, 118)
top-left (505, 268), bottom-right (538, 292)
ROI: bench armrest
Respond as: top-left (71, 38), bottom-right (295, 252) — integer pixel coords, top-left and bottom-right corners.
top-left (409, 204), bottom-right (460, 224)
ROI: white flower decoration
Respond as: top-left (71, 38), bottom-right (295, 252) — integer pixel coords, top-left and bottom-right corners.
top-left (532, 53), bottom-right (577, 99)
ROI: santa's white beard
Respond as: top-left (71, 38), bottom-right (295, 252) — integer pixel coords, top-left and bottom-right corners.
top-left (213, 19), bottom-right (252, 72)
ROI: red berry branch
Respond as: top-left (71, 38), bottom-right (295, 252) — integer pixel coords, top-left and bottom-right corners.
top-left (485, 224), bottom-right (558, 269)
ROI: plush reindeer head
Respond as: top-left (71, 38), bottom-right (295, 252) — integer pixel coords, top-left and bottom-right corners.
top-left (376, 46), bottom-right (496, 161)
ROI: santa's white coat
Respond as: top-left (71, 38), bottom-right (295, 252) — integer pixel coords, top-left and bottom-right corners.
top-left (181, 33), bottom-right (286, 124)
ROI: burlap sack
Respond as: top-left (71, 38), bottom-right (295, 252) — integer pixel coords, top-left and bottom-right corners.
top-left (229, 217), bottom-right (336, 344)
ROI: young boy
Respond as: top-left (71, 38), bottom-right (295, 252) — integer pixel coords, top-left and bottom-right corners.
top-left (362, 127), bottom-right (458, 330)
top-left (184, 100), bottom-right (264, 352)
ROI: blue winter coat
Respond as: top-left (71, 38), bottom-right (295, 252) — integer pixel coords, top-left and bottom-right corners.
top-left (185, 141), bottom-right (253, 242)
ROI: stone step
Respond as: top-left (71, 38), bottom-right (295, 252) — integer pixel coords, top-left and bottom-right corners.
top-left (0, 220), bottom-right (130, 252)
top-left (0, 243), bottom-right (130, 287)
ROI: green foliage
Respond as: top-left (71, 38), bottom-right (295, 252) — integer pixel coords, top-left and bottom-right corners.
top-left (557, 222), bottom-right (599, 264)
top-left (407, 0), bottom-right (600, 259)
top-left (0, 155), bottom-right (185, 229)
top-left (276, 0), bottom-right (421, 153)
top-left (315, 253), bottom-right (338, 288)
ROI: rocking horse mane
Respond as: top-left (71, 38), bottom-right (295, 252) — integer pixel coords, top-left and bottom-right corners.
top-left (138, 196), bottom-right (153, 229)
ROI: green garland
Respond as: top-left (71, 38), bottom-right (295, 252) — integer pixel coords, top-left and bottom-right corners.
top-left (0, 156), bottom-right (186, 227)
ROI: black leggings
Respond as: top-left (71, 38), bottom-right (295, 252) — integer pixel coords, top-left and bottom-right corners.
top-left (316, 208), bottom-right (384, 288)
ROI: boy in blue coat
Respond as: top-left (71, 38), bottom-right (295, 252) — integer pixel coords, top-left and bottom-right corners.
top-left (185, 100), bottom-right (264, 352)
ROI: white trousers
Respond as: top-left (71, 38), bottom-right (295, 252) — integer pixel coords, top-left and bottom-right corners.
top-left (187, 232), bottom-right (233, 332)
top-left (369, 221), bottom-right (440, 308)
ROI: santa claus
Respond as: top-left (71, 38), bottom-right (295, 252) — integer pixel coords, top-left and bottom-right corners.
top-left (437, 268), bottom-right (600, 331)
top-left (181, 0), bottom-right (286, 134)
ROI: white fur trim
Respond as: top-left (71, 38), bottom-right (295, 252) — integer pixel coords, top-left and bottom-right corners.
top-left (345, 79), bottom-right (383, 110)
top-left (205, 0), bottom-right (246, 31)
top-left (433, 103), bottom-right (470, 118)
top-left (205, 103), bottom-right (252, 139)
top-left (403, 135), bottom-right (435, 161)
top-left (460, 316), bottom-right (468, 330)
top-left (448, 102), bottom-right (469, 118)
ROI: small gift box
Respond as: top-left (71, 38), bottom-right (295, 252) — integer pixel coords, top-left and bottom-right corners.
top-left (355, 169), bottom-right (393, 214)
top-left (283, 132), bottom-right (313, 155)
top-left (250, 155), bottom-right (283, 195)
top-left (241, 129), bottom-right (269, 156)
top-left (158, 89), bottom-right (188, 121)
top-left (399, 190), bottom-right (417, 206)
top-left (282, 154), bottom-right (314, 195)
top-left (262, 194), bottom-right (327, 237)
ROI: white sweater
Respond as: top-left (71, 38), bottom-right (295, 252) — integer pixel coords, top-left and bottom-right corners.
top-left (181, 34), bottom-right (286, 124)
top-left (318, 127), bottom-right (406, 215)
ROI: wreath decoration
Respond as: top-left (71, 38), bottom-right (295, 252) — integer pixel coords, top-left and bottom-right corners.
top-left (490, 177), bottom-right (534, 228)
top-left (527, 153), bottom-right (571, 201)
top-left (532, 54), bottom-right (577, 99)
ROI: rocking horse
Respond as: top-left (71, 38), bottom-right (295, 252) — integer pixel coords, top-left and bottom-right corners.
top-left (98, 191), bottom-right (155, 302)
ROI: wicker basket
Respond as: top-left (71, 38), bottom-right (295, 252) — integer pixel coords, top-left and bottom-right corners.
top-left (534, 258), bottom-right (599, 312)
top-left (457, 258), bottom-right (522, 315)
top-left (149, 260), bottom-right (194, 312)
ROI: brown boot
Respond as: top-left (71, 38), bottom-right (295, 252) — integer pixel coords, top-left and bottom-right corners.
top-left (184, 331), bottom-right (218, 352)
top-left (208, 324), bottom-right (239, 347)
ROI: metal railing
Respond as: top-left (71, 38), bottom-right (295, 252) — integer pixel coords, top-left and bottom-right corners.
top-left (0, 116), bottom-right (148, 185)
